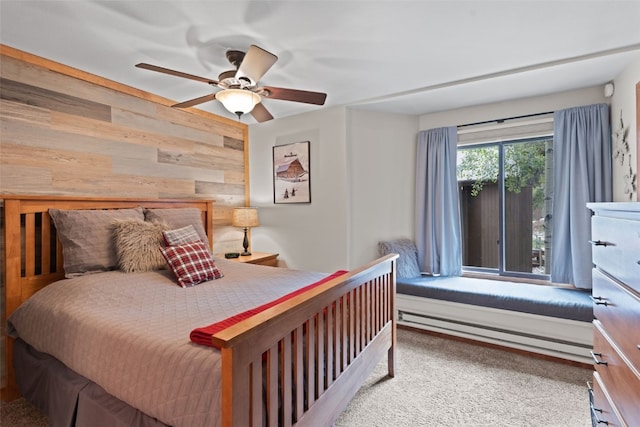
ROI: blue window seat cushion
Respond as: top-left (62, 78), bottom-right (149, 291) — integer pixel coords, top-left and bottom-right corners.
top-left (397, 275), bottom-right (593, 322)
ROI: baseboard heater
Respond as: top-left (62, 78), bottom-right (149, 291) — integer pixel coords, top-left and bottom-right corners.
top-left (397, 294), bottom-right (593, 364)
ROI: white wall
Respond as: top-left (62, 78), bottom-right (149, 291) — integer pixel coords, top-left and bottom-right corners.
top-left (419, 86), bottom-right (606, 130)
top-left (249, 106), bottom-right (419, 272)
top-left (347, 110), bottom-right (419, 267)
top-left (248, 106), bottom-right (349, 273)
top-left (611, 56), bottom-right (640, 202)
top-left (249, 107), bottom-right (418, 272)
top-left (248, 85), bottom-right (619, 273)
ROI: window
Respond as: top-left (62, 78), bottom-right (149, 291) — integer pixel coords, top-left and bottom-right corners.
top-left (456, 136), bottom-right (553, 279)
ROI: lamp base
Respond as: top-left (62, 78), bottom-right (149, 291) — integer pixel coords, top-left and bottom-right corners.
top-left (241, 227), bottom-right (251, 256)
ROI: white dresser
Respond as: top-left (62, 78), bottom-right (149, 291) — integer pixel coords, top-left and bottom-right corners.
top-left (587, 202), bottom-right (640, 426)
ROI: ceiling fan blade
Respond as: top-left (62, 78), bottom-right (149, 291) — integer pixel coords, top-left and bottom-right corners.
top-left (261, 86), bottom-right (327, 105)
top-left (250, 102), bottom-right (274, 123)
top-left (172, 93), bottom-right (217, 108)
top-left (235, 45), bottom-right (278, 85)
top-left (136, 63), bottom-right (218, 85)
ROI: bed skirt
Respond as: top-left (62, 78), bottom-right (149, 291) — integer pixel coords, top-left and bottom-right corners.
top-left (13, 338), bottom-right (168, 427)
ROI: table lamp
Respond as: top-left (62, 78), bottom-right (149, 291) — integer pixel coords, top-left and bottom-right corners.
top-left (231, 207), bottom-right (259, 256)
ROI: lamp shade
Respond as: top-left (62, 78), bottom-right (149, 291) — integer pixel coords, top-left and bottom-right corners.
top-left (232, 207), bottom-right (259, 228)
top-left (216, 89), bottom-right (261, 116)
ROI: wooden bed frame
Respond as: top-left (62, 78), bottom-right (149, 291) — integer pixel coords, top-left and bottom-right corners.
top-left (1, 195), bottom-right (397, 427)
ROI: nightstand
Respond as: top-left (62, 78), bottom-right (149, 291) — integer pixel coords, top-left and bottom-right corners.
top-left (224, 252), bottom-right (279, 267)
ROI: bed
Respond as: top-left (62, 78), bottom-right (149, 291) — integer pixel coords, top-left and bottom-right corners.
top-left (2, 195), bottom-right (398, 427)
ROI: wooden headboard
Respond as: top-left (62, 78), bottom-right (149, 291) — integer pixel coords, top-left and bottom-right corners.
top-left (1, 195), bottom-right (214, 399)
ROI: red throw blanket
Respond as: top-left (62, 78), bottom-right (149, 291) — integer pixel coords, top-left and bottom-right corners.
top-left (190, 270), bottom-right (348, 348)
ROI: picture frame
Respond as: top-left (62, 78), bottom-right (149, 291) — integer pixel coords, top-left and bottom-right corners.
top-left (273, 141), bottom-right (311, 204)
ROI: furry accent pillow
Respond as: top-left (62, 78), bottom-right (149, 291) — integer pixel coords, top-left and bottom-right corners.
top-left (378, 238), bottom-right (421, 278)
top-left (112, 219), bottom-right (170, 273)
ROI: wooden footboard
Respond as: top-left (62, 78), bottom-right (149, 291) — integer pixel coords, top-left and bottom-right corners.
top-left (212, 254), bottom-right (397, 427)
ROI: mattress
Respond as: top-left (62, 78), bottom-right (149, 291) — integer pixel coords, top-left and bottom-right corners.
top-left (7, 259), bottom-right (326, 427)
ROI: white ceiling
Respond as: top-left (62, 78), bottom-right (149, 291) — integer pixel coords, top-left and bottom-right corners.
top-left (2, 1), bottom-right (640, 124)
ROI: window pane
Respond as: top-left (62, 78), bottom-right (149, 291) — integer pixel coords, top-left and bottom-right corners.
top-left (457, 146), bottom-right (499, 269)
top-left (503, 140), bottom-right (549, 274)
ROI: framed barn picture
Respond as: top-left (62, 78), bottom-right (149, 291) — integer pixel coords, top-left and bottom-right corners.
top-left (273, 141), bottom-right (311, 204)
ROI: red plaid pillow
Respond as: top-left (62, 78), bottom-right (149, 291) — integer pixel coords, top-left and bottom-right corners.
top-left (160, 240), bottom-right (223, 287)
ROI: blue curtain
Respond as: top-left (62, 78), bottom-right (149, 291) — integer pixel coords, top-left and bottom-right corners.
top-left (552, 103), bottom-right (612, 288)
top-left (415, 127), bottom-right (462, 276)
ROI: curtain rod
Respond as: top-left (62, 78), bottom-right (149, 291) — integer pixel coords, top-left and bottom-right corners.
top-left (457, 111), bottom-right (554, 129)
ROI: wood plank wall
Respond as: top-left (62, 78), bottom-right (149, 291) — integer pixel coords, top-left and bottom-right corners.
top-left (0, 44), bottom-right (251, 389)
top-left (0, 44), bottom-right (249, 249)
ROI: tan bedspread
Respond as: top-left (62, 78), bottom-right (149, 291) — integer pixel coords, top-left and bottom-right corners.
top-left (7, 259), bottom-right (326, 427)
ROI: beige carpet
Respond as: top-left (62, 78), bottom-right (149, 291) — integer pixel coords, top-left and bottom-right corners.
top-left (0, 398), bottom-right (47, 426)
top-left (337, 328), bottom-right (592, 426)
top-left (1, 328), bottom-right (592, 426)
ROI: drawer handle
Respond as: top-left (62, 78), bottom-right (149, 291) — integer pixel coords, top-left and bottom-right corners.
top-left (587, 382), bottom-right (610, 425)
top-left (588, 240), bottom-right (609, 247)
top-left (591, 351), bottom-right (608, 366)
top-left (590, 403), bottom-right (609, 425)
top-left (591, 296), bottom-right (608, 306)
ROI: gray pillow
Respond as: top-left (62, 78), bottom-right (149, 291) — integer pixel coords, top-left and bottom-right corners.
top-left (378, 238), bottom-right (421, 278)
top-left (163, 224), bottom-right (202, 246)
top-left (143, 208), bottom-right (210, 250)
top-left (49, 207), bottom-right (145, 278)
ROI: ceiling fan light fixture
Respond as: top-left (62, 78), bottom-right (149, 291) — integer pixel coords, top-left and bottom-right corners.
top-left (136, 45), bottom-right (327, 123)
top-left (216, 89), bottom-right (261, 118)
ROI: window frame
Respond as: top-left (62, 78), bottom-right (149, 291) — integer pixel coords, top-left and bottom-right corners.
top-left (457, 135), bottom-right (553, 281)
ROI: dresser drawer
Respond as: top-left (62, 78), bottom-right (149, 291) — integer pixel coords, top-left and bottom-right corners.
top-left (590, 373), bottom-right (625, 427)
top-left (593, 322), bottom-right (640, 425)
top-left (591, 215), bottom-right (640, 292)
top-left (593, 269), bottom-right (640, 369)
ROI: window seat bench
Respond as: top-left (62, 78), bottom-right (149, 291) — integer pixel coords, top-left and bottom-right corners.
top-left (396, 275), bottom-right (594, 364)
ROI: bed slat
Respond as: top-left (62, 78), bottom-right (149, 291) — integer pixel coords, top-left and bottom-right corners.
top-left (24, 213), bottom-right (35, 277)
top-left (41, 213), bottom-right (51, 275)
top-left (305, 318), bottom-right (316, 409)
top-left (267, 343), bottom-right (278, 426)
top-left (355, 287), bottom-right (362, 356)
top-left (316, 310), bottom-right (325, 397)
top-left (250, 356), bottom-right (261, 427)
top-left (341, 296), bottom-right (348, 371)
top-left (326, 304), bottom-right (334, 388)
top-left (282, 334), bottom-right (293, 427)
top-left (293, 326), bottom-right (303, 422)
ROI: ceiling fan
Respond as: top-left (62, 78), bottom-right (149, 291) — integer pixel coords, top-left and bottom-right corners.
top-left (135, 45), bottom-right (327, 122)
